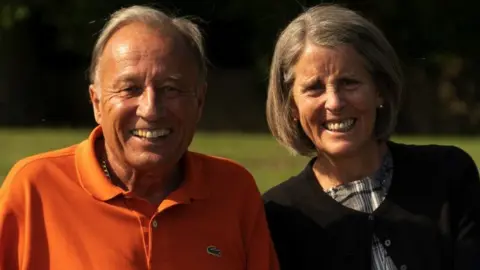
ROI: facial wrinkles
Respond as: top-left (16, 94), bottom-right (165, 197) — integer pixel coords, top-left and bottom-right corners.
top-left (109, 28), bottom-right (172, 79)
top-left (117, 59), bottom-right (191, 96)
top-left (322, 54), bottom-right (345, 91)
top-left (99, 25), bottom-right (200, 111)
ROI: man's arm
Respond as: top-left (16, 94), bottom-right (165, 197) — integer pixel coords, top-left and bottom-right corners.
top-left (0, 199), bottom-right (21, 269)
top-left (0, 162), bottom-right (28, 269)
top-left (243, 187), bottom-right (279, 270)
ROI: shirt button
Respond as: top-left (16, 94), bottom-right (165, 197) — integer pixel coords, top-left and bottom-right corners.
top-left (368, 215), bottom-right (374, 221)
top-left (400, 265), bottom-right (407, 270)
top-left (384, 239), bottom-right (391, 247)
top-left (152, 219), bottom-right (158, 228)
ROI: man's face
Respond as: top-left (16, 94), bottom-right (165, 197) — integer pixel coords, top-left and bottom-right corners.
top-left (90, 22), bottom-right (206, 171)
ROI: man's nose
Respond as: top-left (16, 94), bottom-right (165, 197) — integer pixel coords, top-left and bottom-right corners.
top-left (136, 86), bottom-right (166, 121)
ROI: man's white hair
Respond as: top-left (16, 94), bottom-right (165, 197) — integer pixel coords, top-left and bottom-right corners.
top-left (89, 5), bottom-right (207, 87)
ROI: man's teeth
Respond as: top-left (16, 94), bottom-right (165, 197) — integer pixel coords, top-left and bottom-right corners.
top-left (132, 129), bottom-right (171, 138)
top-left (324, 119), bottom-right (355, 132)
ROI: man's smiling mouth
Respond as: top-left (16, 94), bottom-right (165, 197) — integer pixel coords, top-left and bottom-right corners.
top-left (131, 128), bottom-right (172, 139)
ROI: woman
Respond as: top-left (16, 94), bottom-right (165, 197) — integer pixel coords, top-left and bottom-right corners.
top-left (263, 4), bottom-right (480, 270)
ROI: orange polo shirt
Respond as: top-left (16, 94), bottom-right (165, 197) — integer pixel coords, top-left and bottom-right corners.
top-left (0, 126), bottom-right (279, 270)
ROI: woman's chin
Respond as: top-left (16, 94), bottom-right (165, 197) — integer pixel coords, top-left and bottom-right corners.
top-left (318, 139), bottom-right (363, 158)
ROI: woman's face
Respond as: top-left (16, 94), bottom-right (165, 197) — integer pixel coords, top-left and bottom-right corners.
top-left (291, 43), bottom-right (383, 157)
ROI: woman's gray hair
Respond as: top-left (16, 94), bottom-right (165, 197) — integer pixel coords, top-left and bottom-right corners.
top-left (266, 4), bottom-right (403, 156)
top-left (89, 5), bottom-right (207, 86)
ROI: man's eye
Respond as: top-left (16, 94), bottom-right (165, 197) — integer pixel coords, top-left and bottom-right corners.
top-left (164, 86), bottom-right (180, 93)
top-left (162, 86), bottom-right (180, 97)
top-left (124, 86), bottom-right (143, 92)
top-left (162, 86), bottom-right (193, 98)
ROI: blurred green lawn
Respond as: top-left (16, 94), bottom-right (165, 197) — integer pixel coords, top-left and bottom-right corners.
top-left (0, 128), bottom-right (479, 193)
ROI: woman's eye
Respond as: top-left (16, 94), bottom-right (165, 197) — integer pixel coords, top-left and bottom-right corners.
top-left (306, 81), bottom-right (326, 92)
top-left (339, 78), bottom-right (360, 88)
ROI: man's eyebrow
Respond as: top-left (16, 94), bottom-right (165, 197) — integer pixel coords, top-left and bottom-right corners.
top-left (111, 72), bottom-right (185, 87)
top-left (113, 72), bottom-right (138, 82)
top-left (151, 74), bottom-right (184, 84)
top-left (111, 73), bottom-right (141, 88)
top-left (162, 74), bottom-right (183, 81)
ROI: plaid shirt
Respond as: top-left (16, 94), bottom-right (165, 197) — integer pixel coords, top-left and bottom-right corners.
top-left (325, 151), bottom-right (396, 270)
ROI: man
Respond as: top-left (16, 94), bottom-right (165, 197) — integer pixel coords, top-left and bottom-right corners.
top-left (0, 5), bottom-right (278, 270)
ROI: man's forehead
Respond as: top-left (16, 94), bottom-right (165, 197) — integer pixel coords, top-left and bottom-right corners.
top-left (107, 23), bottom-right (185, 54)
top-left (94, 22), bottom-right (200, 83)
top-left (98, 24), bottom-right (191, 68)
top-left (111, 44), bottom-right (171, 64)
top-left (107, 25), bottom-right (177, 55)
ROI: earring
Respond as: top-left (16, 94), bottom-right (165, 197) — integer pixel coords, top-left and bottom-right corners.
top-left (378, 104), bottom-right (384, 109)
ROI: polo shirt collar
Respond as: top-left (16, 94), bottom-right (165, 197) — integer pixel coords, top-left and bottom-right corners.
top-left (76, 126), bottom-right (122, 201)
top-left (76, 125), bottom-right (210, 202)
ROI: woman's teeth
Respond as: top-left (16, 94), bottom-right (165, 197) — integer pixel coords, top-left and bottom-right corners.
top-left (323, 119), bottom-right (356, 132)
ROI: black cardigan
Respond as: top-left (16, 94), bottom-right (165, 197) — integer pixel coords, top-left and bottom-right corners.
top-left (263, 141), bottom-right (480, 270)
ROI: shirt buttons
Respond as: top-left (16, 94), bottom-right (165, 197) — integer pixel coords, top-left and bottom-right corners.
top-left (152, 219), bottom-right (158, 228)
top-left (400, 264), bottom-right (407, 270)
top-left (384, 239), bottom-right (391, 247)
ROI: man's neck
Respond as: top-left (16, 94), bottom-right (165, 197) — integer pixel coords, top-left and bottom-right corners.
top-left (96, 139), bottom-right (184, 205)
top-left (313, 140), bottom-right (387, 191)
top-left (110, 157), bottom-right (184, 204)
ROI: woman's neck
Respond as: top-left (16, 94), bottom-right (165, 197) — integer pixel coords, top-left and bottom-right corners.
top-left (313, 140), bottom-right (387, 191)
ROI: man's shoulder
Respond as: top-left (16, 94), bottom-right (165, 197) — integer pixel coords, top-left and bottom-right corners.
top-left (1, 144), bottom-right (79, 192)
top-left (9, 144), bottom-right (78, 174)
top-left (189, 151), bottom-right (253, 178)
top-left (188, 151), bottom-right (258, 192)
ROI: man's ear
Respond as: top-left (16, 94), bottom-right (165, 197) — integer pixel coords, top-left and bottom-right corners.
top-left (89, 84), bottom-right (102, 125)
top-left (195, 82), bottom-right (207, 124)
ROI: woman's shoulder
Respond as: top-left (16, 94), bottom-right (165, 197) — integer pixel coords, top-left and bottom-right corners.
top-left (262, 173), bottom-right (320, 229)
top-left (387, 140), bottom-right (477, 171)
top-left (262, 175), bottom-right (300, 206)
top-left (263, 156), bottom-right (316, 203)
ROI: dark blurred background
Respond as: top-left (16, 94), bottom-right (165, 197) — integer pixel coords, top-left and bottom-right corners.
top-left (0, 0), bottom-right (479, 135)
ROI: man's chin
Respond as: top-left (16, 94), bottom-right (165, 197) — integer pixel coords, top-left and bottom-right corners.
top-left (126, 152), bottom-right (177, 169)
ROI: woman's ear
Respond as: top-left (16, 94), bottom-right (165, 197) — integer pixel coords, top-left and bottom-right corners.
top-left (290, 98), bottom-right (300, 121)
top-left (376, 87), bottom-right (384, 108)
